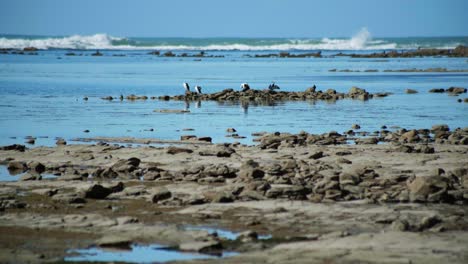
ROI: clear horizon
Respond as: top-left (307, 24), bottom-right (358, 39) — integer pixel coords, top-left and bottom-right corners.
top-left (1, 0), bottom-right (467, 38)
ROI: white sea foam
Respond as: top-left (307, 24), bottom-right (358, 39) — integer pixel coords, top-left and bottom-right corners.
top-left (0, 29), bottom-right (458, 51)
top-left (0, 33), bottom-right (121, 50)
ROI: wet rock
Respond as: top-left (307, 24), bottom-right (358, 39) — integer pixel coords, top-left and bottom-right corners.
top-left (84, 184), bottom-right (113, 199)
top-left (167, 146), bottom-right (193, 154)
top-left (181, 135), bottom-right (197, 141)
top-left (179, 240), bottom-right (222, 253)
top-left (429, 88), bottom-right (445, 93)
top-left (0, 144), bottom-right (26, 152)
top-left (446, 87), bottom-right (467, 94)
top-left (154, 109), bottom-right (190, 113)
top-left (150, 187), bottom-right (172, 203)
top-left (406, 89), bottom-right (418, 94)
top-left (237, 230), bottom-right (258, 242)
top-left (27, 161), bottom-right (45, 174)
top-left (96, 236), bottom-right (132, 249)
top-left (7, 161), bottom-right (27, 173)
top-left (25, 138), bottom-right (35, 144)
top-left (19, 173), bottom-right (42, 181)
top-left (400, 130), bottom-right (420, 143)
top-left (431, 124), bottom-right (450, 133)
top-left (355, 137), bottom-right (379, 144)
top-left (56, 139), bottom-right (67, 145)
top-left (197, 137), bottom-right (212, 143)
top-left (351, 124), bottom-right (361, 130)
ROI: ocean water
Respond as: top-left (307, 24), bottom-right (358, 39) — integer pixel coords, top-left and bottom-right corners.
top-left (0, 32), bottom-right (467, 147)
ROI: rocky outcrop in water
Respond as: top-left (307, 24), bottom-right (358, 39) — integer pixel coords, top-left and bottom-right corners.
top-left (158, 86), bottom-right (391, 103)
top-left (336, 45), bottom-right (468, 58)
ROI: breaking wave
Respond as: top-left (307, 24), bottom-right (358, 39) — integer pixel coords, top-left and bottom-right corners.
top-left (0, 29), bottom-right (465, 51)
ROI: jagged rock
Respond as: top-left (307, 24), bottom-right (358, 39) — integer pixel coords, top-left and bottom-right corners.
top-left (93, 167), bottom-right (118, 179)
top-left (111, 157), bottom-right (140, 173)
top-left (407, 176), bottom-right (448, 202)
top-left (238, 160), bottom-right (264, 180)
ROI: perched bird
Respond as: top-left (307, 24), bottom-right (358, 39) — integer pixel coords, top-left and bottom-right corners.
top-left (195, 85), bottom-right (202, 94)
top-left (241, 83), bottom-right (250, 92)
top-left (183, 82), bottom-right (190, 92)
top-left (268, 82), bottom-right (280, 91)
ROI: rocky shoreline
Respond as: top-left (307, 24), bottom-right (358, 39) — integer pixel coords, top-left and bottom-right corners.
top-left (0, 125), bottom-right (467, 263)
top-left (3, 45), bottom-right (467, 59)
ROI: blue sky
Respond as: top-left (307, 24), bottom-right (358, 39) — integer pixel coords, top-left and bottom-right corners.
top-left (1, 0), bottom-right (467, 38)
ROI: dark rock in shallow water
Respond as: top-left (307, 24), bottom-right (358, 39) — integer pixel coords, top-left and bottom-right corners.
top-left (56, 139), bottom-right (67, 145)
top-left (406, 89), bottom-right (418, 94)
top-left (27, 161), bottom-right (45, 174)
top-left (429, 88), bottom-right (445, 93)
top-left (0, 144), bottom-right (26, 152)
top-left (446, 87), bottom-right (467, 94)
top-left (19, 173), bottom-right (42, 181)
top-left (7, 161), bottom-right (27, 173)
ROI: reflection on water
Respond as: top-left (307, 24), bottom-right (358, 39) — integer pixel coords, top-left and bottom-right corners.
top-left (65, 244), bottom-right (238, 263)
top-left (183, 225), bottom-right (272, 240)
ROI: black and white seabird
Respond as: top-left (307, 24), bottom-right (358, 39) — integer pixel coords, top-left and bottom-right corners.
top-left (195, 85), bottom-right (202, 94)
top-left (241, 83), bottom-right (250, 92)
top-left (268, 82), bottom-right (280, 90)
top-left (183, 82), bottom-right (190, 92)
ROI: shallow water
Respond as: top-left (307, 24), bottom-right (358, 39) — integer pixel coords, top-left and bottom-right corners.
top-left (0, 165), bottom-right (57, 181)
top-left (183, 225), bottom-right (272, 240)
top-left (0, 50), bottom-right (467, 147)
top-left (65, 244), bottom-right (238, 263)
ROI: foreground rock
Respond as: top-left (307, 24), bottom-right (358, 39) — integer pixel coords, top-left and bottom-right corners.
top-left (0, 130), bottom-right (467, 263)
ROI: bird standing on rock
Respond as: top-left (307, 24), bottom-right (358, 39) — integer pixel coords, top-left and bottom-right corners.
top-left (241, 83), bottom-right (250, 92)
top-left (268, 82), bottom-right (280, 90)
top-left (183, 82), bottom-right (190, 93)
top-left (195, 85), bottom-right (202, 94)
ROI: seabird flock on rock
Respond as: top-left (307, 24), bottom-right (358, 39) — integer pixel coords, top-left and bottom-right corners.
top-left (184, 82), bottom-right (281, 94)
